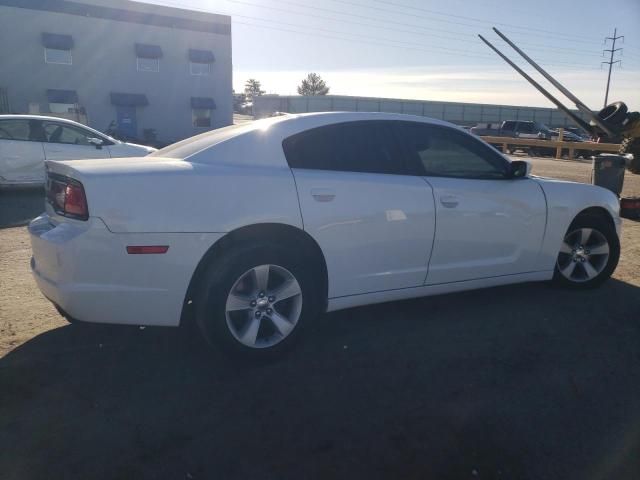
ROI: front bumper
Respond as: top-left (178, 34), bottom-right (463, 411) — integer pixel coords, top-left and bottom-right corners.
top-left (29, 214), bottom-right (223, 327)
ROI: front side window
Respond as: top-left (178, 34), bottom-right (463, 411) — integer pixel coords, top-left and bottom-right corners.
top-left (399, 123), bottom-right (507, 179)
top-left (190, 62), bottom-right (211, 75)
top-left (137, 57), bottom-right (159, 72)
top-left (45, 48), bottom-right (72, 65)
top-left (192, 108), bottom-right (212, 127)
top-left (42, 122), bottom-right (95, 146)
top-left (282, 121), bottom-right (403, 175)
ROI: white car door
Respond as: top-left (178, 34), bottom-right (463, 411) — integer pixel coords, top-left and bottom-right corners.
top-left (284, 120), bottom-right (436, 298)
top-left (0, 118), bottom-right (46, 185)
top-left (397, 122), bottom-right (547, 285)
top-left (41, 121), bottom-right (110, 162)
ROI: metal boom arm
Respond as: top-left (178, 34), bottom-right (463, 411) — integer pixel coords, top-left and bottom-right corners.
top-left (478, 34), bottom-right (594, 133)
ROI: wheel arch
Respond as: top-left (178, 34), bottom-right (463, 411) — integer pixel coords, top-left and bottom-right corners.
top-left (180, 222), bottom-right (329, 327)
top-left (572, 206), bottom-right (616, 231)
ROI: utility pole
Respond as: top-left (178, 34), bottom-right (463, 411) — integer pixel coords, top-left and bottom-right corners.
top-left (602, 28), bottom-right (623, 107)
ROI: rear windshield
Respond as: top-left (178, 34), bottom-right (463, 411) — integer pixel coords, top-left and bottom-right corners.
top-left (150, 116), bottom-right (291, 160)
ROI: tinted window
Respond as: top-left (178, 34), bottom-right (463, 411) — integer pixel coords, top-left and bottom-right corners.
top-left (399, 123), bottom-right (507, 179)
top-left (502, 121), bottom-right (516, 132)
top-left (283, 121), bottom-right (403, 175)
top-left (518, 122), bottom-right (534, 134)
top-left (42, 122), bottom-right (93, 145)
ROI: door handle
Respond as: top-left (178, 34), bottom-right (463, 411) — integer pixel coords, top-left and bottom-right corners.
top-left (311, 188), bottom-right (336, 202)
top-left (440, 195), bottom-right (459, 208)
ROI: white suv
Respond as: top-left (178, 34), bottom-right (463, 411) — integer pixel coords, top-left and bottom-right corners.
top-left (0, 115), bottom-right (156, 187)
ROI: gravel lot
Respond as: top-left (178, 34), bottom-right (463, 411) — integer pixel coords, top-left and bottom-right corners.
top-left (1, 157), bottom-right (639, 479)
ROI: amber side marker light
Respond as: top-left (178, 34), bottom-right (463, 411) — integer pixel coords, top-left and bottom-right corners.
top-left (126, 246), bottom-right (170, 254)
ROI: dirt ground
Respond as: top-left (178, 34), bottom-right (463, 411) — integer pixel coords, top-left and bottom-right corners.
top-left (1, 157), bottom-right (639, 479)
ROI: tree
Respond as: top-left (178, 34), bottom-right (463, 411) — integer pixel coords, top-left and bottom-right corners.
top-left (297, 73), bottom-right (330, 96)
top-left (244, 78), bottom-right (265, 99)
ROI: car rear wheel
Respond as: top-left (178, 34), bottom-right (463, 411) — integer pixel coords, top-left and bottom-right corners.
top-left (553, 215), bottom-right (619, 289)
top-left (194, 243), bottom-right (320, 358)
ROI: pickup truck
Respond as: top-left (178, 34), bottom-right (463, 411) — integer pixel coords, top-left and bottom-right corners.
top-left (470, 120), bottom-right (595, 157)
top-left (470, 120), bottom-right (554, 139)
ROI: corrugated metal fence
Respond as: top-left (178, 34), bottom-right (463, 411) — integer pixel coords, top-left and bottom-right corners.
top-left (254, 95), bottom-right (591, 128)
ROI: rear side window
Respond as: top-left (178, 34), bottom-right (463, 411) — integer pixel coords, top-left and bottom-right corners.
top-left (519, 122), bottom-right (534, 134)
top-left (0, 119), bottom-right (35, 141)
top-left (398, 122), bottom-right (508, 179)
top-left (283, 121), bottom-right (404, 175)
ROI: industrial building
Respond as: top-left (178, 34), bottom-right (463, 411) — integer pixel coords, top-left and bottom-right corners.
top-left (0, 0), bottom-right (233, 145)
top-left (254, 95), bottom-right (592, 129)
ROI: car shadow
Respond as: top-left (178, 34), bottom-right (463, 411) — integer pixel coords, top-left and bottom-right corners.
top-left (1, 279), bottom-right (640, 480)
top-left (0, 188), bottom-right (44, 228)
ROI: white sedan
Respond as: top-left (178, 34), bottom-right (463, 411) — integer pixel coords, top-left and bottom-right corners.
top-left (28, 112), bottom-right (621, 358)
top-left (0, 115), bottom-right (155, 187)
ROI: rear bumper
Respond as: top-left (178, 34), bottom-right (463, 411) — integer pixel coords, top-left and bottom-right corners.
top-left (29, 214), bottom-right (223, 327)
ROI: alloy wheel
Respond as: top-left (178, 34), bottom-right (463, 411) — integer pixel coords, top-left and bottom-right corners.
top-left (224, 264), bottom-right (303, 348)
top-left (556, 227), bottom-right (610, 283)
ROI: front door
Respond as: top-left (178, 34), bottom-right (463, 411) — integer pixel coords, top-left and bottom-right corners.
top-left (116, 106), bottom-right (137, 140)
top-left (284, 120), bottom-right (436, 298)
top-left (396, 122), bottom-right (547, 285)
top-left (41, 121), bottom-right (110, 162)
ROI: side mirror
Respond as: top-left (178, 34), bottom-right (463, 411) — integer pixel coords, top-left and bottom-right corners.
top-left (509, 160), bottom-right (531, 178)
top-left (88, 137), bottom-right (104, 149)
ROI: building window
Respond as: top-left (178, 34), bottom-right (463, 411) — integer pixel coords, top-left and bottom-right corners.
top-left (49, 103), bottom-right (76, 114)
top-left (192, 108), bottom-right (212, 127)
top-left (190, 62), bottom-right (211, 75)
top-left (137, 57), bottom-right (159, 72)
top-left (45, 48), bottom-right (72, 65)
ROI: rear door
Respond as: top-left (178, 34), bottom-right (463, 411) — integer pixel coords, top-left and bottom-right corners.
top-left (284, 120), bottom-right (436, 298)
top-left (41, 121), bottom-right (110, 161)
top-left (397, 122), bottom-right (547, 285)
top-left (0, 118), bottom-right (46, 184)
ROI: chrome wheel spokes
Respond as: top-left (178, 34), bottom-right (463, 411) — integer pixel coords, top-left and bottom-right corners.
top-left (225, 264), bottom-right (303, 348)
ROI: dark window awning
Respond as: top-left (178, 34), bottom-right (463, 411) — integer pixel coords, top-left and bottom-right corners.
top-left (47, 89), bottom-right (78, 103)
top-left (191, 97), bottom-right (216, 109)
top-left (135, 43), bottom-right (163, 59)
top-left (188, 49), bottom-right (215, 63)
top-left (42, 33), bottom-right (74, 50)
top-left (110, 92), bottom-right (149, 106)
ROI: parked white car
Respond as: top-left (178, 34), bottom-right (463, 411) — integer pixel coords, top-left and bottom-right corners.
top-left (0, 115), bottom-right (156, 187)
top-left (29, 112), bottom-right (621, 358)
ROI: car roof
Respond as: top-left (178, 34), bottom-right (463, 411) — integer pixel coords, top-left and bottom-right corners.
top-left (152, 111), bottom-right (457, 161)
top-left (0, 114), bottom-right (87, 125)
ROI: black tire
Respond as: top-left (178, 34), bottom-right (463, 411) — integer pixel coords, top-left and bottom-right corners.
top-left (194, 242), bottom-right (321, 359)
top-left (552, 214), bottom-right (620, 289)
top-left (597, 101), bottom-right (628, 127)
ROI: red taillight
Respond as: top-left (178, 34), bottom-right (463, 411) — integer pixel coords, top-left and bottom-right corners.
top-left (126, 246), bottom-right (170, 254)
top-left (64, 184), bottom-right (88, 218)
top-left (46, 174), bottom-right (89, 220)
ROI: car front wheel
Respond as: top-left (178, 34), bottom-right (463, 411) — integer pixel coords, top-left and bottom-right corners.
top-left (553, 214), bottom-right (619, 289)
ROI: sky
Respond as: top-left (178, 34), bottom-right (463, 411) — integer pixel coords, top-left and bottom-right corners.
top-left (152, 0), bottom-right (639, 109)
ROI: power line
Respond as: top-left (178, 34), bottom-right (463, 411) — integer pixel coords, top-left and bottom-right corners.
top-left (345, 0), bottom-right (602, 43)
top-left (153, 0), bottom-right (604, 70)
top-left (602, 28), bottom-right (623, 106)
top-left (225, 0), bottom-right (602, 60)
